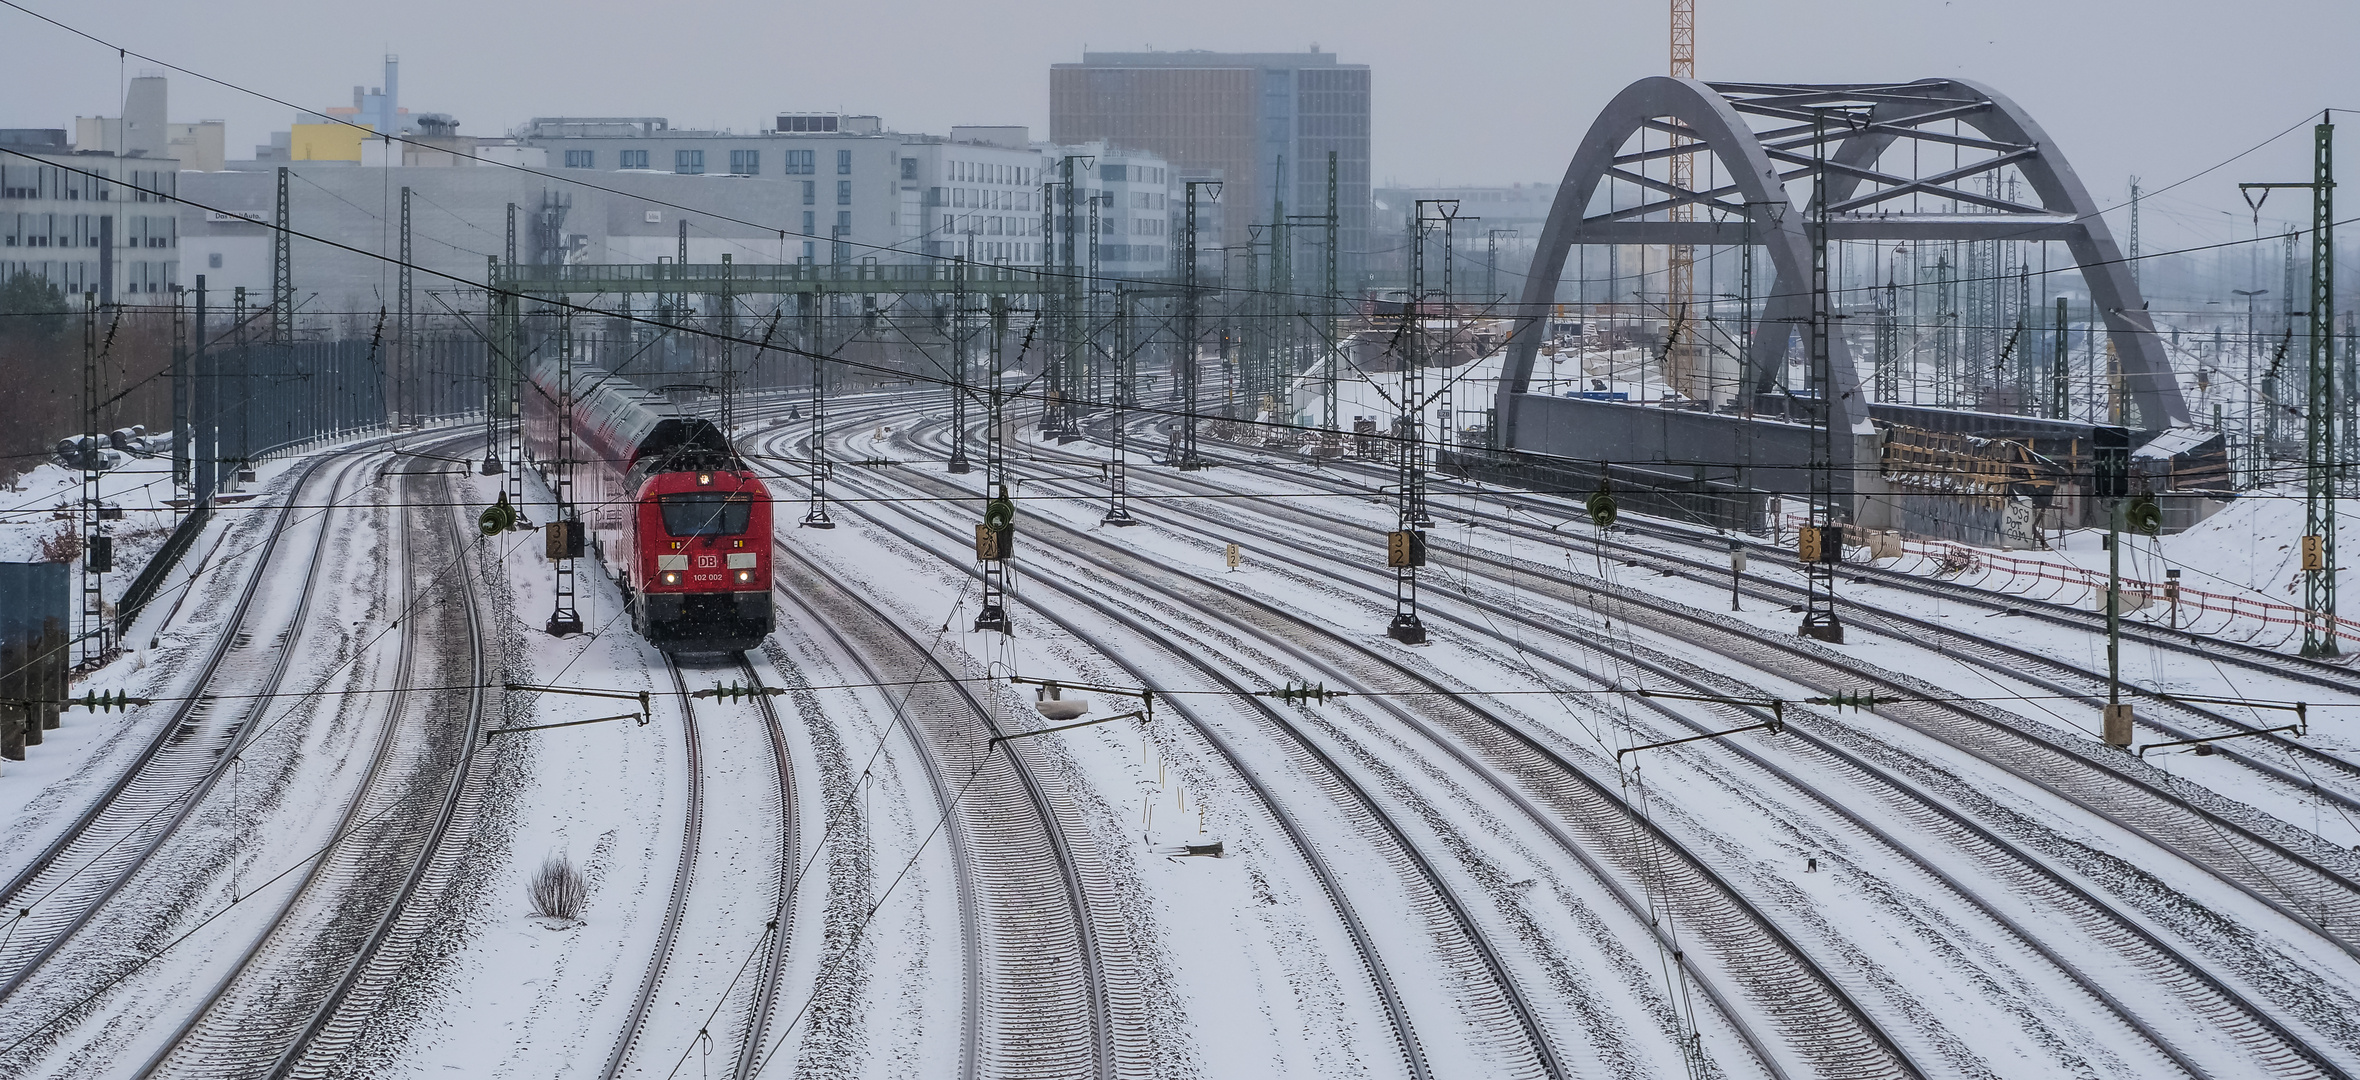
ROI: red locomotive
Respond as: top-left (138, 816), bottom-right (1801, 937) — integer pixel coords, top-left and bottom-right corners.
top-left (524, 355), bottom-right (774, 654)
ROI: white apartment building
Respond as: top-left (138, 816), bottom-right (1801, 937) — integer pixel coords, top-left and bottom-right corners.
top-left (0, 129), bottom-right (181, 300)
top-left (520, 116), bottom-right (1186, 276)
top-left (521, 114), bottom-right (998, 269)
top-left (1040, 140), bottom-right (1175, 281)
top-left (900, 127), bottom-right (1047, 266)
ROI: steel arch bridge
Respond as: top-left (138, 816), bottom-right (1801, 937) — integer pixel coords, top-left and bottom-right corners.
top-left (1494, 78), bottom-right (2188, 473)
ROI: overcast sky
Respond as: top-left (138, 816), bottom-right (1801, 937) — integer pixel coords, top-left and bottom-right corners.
top-left (4, 0), bottom-right (2353, 250)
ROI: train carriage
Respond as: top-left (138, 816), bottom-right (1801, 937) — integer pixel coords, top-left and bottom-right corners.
top-left (523, 354), bottom-right (774, 653)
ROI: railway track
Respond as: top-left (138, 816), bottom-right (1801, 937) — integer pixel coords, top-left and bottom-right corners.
top-left (114, 440), bottom-right (492, 1078)
top-left (598, 660), bottom-right (708, 1080)
top-left (1247, 435), bottom-right (2360, 698)
top-left (980, 437), bottom-right (2353, 1079)
top-left (731, 656), bottom-right (800, 1080)
top-left (962, 417), bottom-right (2360, 965)
top-left (1269, 442), bottom-right (2360, 792)
top-left (600, 651), bottom-right (802, 1080)
top-left (769, 415), bottom-right (1935, 1080)
top-left (271, 447), bottom-right (501, 1078)
top-left (764, 536), bottom-right (1134, 1080)
top-left (0, 448), bottom-right (379, 1035)
top-left (821, 436), bottom-right (1925, 1080)
top-left (834, 397), bottom-right (2360, 1074)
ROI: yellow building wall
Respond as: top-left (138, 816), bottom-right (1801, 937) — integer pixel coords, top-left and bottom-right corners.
top-left (290, 123), bottom-right (372, 161)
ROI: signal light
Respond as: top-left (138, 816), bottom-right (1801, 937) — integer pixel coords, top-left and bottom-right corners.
top-left (2092, 426), bottom-right (2132, 500)
top-left (978, 485), bottom-right (1017, 561)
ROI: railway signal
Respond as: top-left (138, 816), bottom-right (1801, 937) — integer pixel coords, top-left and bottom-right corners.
top-left (974, 304), bottom-right (1024, 635)
top-left (1796, 525), bottom-right (1841, 565)
top-left (1728, 538), bottom-right (1746, 612)
top-left (974, 483), bottom-right (1016, 632)
top-left (1386, 530), bottom-right (1427, 569)
top-left (976, 487), bottom-right (1016, 563)
top-left (2094, 424), bottom-right (2133, 746)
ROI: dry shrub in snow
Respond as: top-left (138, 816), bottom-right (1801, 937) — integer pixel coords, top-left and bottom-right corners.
top-left (37, 524), bottom-right (80, 564)
top-left (529, 852), bottom-right (587, 921)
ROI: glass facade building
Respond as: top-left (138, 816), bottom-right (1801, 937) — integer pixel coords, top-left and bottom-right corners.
top-left (1051, 50), bottom-right (1369, 286)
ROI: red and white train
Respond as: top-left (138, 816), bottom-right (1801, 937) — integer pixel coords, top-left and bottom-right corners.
top-left (524, 355), bottom-right (774, 654)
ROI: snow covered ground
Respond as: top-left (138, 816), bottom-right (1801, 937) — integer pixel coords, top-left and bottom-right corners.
top-left (1, 387), bottom-right (2357, 1077)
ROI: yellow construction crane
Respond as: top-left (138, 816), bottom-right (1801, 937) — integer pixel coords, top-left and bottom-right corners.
top-left (1667, 0), bottom-right (1699, 402)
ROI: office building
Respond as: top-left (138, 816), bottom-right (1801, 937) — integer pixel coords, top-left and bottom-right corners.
top-left (1035, 139), bottom-right (1176, 282)
top-left (0, 128), bottom-right (181, 302)
top-left (1371, 183), bottom-right (1553, 301)
top-left (519, 115), bottom-right (1052, 268)
top-left (895, 126), bottom-right (1049, 266)
top-left (1050, 48), bottom-right (1368, 286)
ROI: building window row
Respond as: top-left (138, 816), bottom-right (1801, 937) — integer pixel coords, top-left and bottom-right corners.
top-left (937, 213), bottom-right (1042, 238)
top-left (0, 259), bottom-right (177, 295)
top-left (676, 149), bottom-right (705, 174)
top-left (1098, 164), bottom-right (1167, 185)
top-left (949, 161), bottom-right (1032, 186)
top-left (945, 187), bottom-right (1034, 211)
top-left (565, 149), bottom-right (594, 168)
top-left (2, 212), bottom-right (174, 249)
top-left (1094, 244), bottom-right (1165, 264)
top-left (786, 149), bottom-right (815, 174)
top-left (621, 149), bottom-right (649, 170)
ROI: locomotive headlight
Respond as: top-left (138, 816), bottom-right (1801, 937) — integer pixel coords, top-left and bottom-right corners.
top-left (661, 571), bottom-right (681, 585)
top-left (735, 569), bottom-right (754, 583)
top-left (698, 472), bottom-right (713, 486)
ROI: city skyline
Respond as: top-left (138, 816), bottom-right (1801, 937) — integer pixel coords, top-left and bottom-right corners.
top-left (0, 0), bottom-right (2352, 254)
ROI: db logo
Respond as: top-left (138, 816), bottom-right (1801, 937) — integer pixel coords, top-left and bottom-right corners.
top-left (696, 555), bottom-right (719, 569)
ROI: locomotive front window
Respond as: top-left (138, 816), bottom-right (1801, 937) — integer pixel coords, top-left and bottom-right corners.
top-left (658, 493), bottom-right (753, 536)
